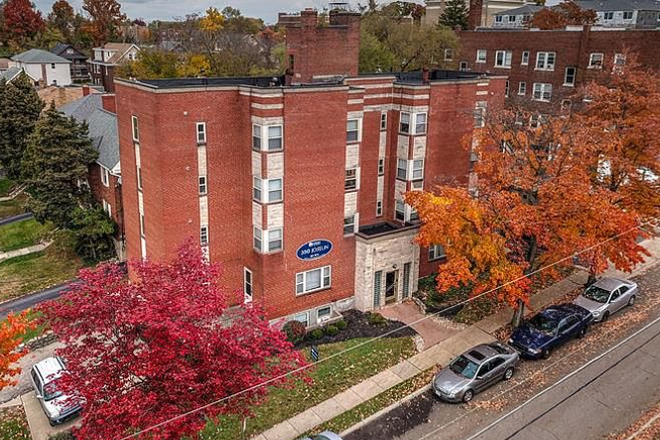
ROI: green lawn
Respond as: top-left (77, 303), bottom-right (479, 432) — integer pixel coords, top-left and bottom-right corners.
top-left (0, 407), bottom-right (31, 440)
top-left (0, 196), bottom-right (27, 221)
top-left (0, 177), bottom-right (13, 197)
top-left (0, 233), bottom-right (83, 302)
top-left (0, 218), bottom-right (54, 253)
top-left (200, 336), bottom-right (417, 440)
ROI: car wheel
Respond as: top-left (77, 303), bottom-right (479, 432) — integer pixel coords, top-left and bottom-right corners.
top-left (577, 326), bottom-right (588, 339)
top-left (541, 348), bottom-right (552, 359)
top-left (602, 311), bottom-right (610, 322)
top-left (628, 296), bottom-right (636, 307)
top-left (462, 389), bottom-right (474, 403)
top-left (504, 367), bottom-right (515, 380)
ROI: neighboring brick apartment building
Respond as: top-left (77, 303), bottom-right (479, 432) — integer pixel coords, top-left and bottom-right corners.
top-left (89, 43), bottom-right (140, 93)
top-left (457, 25), bottom-right (660, 112)
top-left (114, 9), bottom-right (505, 326)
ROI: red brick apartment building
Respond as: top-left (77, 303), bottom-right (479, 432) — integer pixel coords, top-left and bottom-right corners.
top-left (114, 9), bottom-right (505, 327)
top-left (456, 25), bottom-right (660, 112)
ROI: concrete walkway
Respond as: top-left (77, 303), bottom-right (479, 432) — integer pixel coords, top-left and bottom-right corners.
top-left (0, 240), bottom-right (52, 263)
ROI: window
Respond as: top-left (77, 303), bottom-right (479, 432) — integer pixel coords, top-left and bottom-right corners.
top-left (253, 227), bottom-right (262, 251)
top-left (199, 176), bottom-right (207, 195)
top-left (252, 124), bottom-right (261, 150)
top-left (243, 268), bottom-right (253, 303)
top-left (476, 49), bottom-right (487, 63)
top-left (518, 81), bottom-right (526, 95)
top-left (373, 271), bottom-right (382, 308)
top-left (412, 160), bottom-right (424, 180)
top-left (102, 200), bottom-right (112, 217)
top-left (614, 53), bottom-right (626, 66)
top-left (623, 11), bottom-right (633, 19)
top-left (459, 61), bottom-right (468, 71)
top-left (140, 214), bottom-right (145, 237)
top-left (51, 63), bottom-right (56, 69)
top-left (399, 112), bottom-right (411, 134)
top-left (508, 14), bottom-right (516, 22)
top-left (403, 262), bottom-right (411, 298)
top-left (252, 177), bottom-right (262, 201)
top-left (564, 66), bottom-right (576, 86)
top-left (347, 119), bottom-right (360, 143)
top-left (495, 50), bottom-right (512, 68)
top-left (317, 306), bottom-right (331, 322)
top-left (101, 166), bottom-right (110, 187)
top-left (196, 122), bottom-right (206, 144)
top-left (376, 200), bottom-right (383, 216)
top-left (532, 83), bottom-right (553, 102)
top-left (200, 226), bottom-right (209, 246)
top-left (474, 101), bottom-right (487, 128)
top-left (131, 115), bottom-right (139, 142)
top-left (380, 112), bottom-right (387, 130)
top-left (495, 15), bottom-right (503, 23)
top-left (397, 159), bottom-right (407, 180)
top-left (296, 266), bottom-right (331, 295)
top-left (395, 199), bottom-right (405, 221)
top-left (345, 169), bottom-right (357, 191)
top-left (429, 244), bottom-right (446, 261)
top-left (137, 167), bottom-right (143, 190)
top-left (415, 113), bottom-right (427, 134)
top-left (268, 228), bottom-right (282, 252)
top-left (294, 312), bottom-right (308, 327)
top-left (589, 53), bottom-right (604, 69)
top-left (505, 80), bottom-right (510, 97)
top-left (535, 52), bottom-right (556, 71)
top-left (268, 178), bottom-right (283, 202)
top-left (268, 126), bottom-right (282, 150)
top-left (444, 48), bottom-right (453, 61)
top-left (603, 11), bottom-right (614, 20)
top-left (378, 158), bottom-right (385, 176)
top-left (344, 215), bottom-right (356, 235)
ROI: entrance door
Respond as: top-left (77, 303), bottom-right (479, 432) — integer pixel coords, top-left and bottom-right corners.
top-left (385, 271), bottom-right (398, 304)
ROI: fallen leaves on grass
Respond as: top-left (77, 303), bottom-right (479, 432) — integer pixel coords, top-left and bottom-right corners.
top-left (0, 406), bottom-right (30, 440)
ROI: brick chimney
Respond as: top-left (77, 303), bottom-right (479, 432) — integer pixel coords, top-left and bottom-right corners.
top-left (82, 85), bottom-right (91, 96)
top-left (468, 0), bottom-right (484, 30)
top-left (101, 94), bottom-right (116, 114)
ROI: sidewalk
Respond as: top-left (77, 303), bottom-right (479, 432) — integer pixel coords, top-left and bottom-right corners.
top-left (0, 240), bottom-right (52, 263)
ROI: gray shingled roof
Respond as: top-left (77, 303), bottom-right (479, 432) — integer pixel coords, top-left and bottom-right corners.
top-left (12, 49), bottom-right (71, 64)
top-left (0, 66), bottom-right (23, 82)
top-left (494, 5), bottom-right (544, 15)
top-left (60, 94), bottom-right (119, 171)
top-left (575, 0), bottom-right (660, 11)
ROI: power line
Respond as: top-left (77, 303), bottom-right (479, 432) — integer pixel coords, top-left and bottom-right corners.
top-left (116, 222), bottom-right (650, 440)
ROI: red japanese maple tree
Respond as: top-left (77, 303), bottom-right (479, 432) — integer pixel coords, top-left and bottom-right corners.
top-left (40, 243), bottom-right (306, 440)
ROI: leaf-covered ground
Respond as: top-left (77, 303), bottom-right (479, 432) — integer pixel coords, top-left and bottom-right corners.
top-left (0, 406), bottom-right (30, 440)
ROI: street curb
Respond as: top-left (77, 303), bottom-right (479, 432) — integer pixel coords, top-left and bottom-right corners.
top-left (340, 383), bottom-right (433, 438)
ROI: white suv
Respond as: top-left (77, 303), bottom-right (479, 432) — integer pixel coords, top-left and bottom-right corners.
top-left (30, 357), bottom-right (83, 425)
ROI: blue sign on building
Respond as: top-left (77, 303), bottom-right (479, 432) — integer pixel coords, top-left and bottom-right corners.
top-left (296, 239), bottom-right (333, 261)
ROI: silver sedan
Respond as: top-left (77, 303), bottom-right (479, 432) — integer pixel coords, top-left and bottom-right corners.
top-left (432, 342), bottom-right (519, 403)
top-left (573, 277), bottom-right (638, 322)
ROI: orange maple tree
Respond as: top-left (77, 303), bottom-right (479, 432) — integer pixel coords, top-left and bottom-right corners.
top-left (0, 311), bottom-right (34, 390)
top-left (530, 0), bottom-right (597, 29)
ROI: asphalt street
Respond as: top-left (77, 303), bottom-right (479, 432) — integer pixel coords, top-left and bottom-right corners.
top-left (0, 282), bottom-right (70, 319)
top-left (346, 266), bottom-right (660, 440)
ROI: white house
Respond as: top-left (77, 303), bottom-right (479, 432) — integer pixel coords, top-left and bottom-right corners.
top-left (10, 49), bottom-right (72, 86)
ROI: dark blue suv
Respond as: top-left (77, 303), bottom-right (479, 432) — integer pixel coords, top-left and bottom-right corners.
top-left (509, 303), bottom-right (594, 359)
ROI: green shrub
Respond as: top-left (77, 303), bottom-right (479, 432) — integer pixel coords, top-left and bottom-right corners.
top-left (324, 324), bottom-right (339, 336)
top-left (282, 320), bottom-right (306, 344)
top-left (310, 328), bottom-right (324, 339)
top-left (368, 312), bottom-right (387, 326)
top-left (336, 319), bottom-right (347, 330)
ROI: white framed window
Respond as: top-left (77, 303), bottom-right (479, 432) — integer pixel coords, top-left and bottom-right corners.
top-left (495, 15), bottom-right (503, 23)
top-left (347, 119), bottom-right (360, 143)
top-left (535, 52), bottom-right (556, 71)
top-left (589, 53), bottom-right (604, 69)
top-left (614, 53), bottom-right (626, 66)
top-left (200, 225), bottom-right (209, 246)
top-left (317, 306), bottom-right (331, 322)
top-left (344, 214), bottom-right (356, 235)
top-left (345, 168), bottom-right (357, 191)
top-left (395, 199), bottom-right (405, 221)
top-left (399, 112), bottom-right (411, 134)
top-left (252, 177), bottom-right (262, 201)
top-left (603, 11), bottom-right (614, 20)
top-left (243, 267), bottom-right (253, 303)
top-left (199, 176), bottom-right (207, 195)
top-left (296, 266), bottom-right (331, 295)
top-left (252, 124), bottom-right (261, 150)
top-left (101, 166), bottom-right (110, 187)
top-left (140, 214), bottom-right (145, 237)
top-left (267, 178), bottom-right (283, 202)
top-left (476, 49), bottom-right (487, 63)
top-left (376, 200), bottom-right (383, 216)
top-left (378, 158), bottom-right (385, 176)
top-left (268, 228), bottom-right (283, 252)
top-left (521, 51), bottom-right (529, 65)
top-left (253, 227), bottom-right (262, 251)
top-left (429, 244), bottom-right (446, 261)
top-left (518, 81), bottom-right (526, 95)
top-left (267, 125), bottom-right (282, 150)
top-left (196, 122), bottom-right (206, 144)
top-left (380, 112), bottom-right (387, 131)
top-left (397, 159), bottom-right (407, 180)
top-left (102, 199), bottom-right (112, 217)
top-left (137, 167), bottom-right (143, 190)
top-left (412, 159), bottom-right (424, 180)
top-left (623, 11), bottom-right (633, 19)
top-left (505, 80), bottom-right (510, 97)
top-left (252, 124), bottom-right (283, 151)
top-left (564, 67), bottom-right (576, 86)
top-left (474, 101), bottom-right (487, 128)
top-left (459, 61), bottom-right (468, 71)
top-left (532, 83), bottom-right (553, 102)
top-left (508, 14), bottom-right (516, 22)
top-left (131, 115), bottom-right (139, 142)
top-left (444, 48), bottom-right (453, 61)
top-left (415, 113), bottom-right (427, 134)
top-left (495, 50), bottom-right (512, 68)
top-left (294, 312), bottom-right (309, 327)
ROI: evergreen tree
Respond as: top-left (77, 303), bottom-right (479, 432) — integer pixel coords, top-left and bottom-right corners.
top-left (438, 0), bottom-right (469, 30)
top-left (0, 75), bottom-right (44, 180)
top-left (21, 103), bottom-right (97, 229)
top-left (69, 206), bottom-right (116, 262)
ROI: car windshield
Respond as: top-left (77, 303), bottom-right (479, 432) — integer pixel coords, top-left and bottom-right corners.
top-left (449, 356), bottom-right (479, 379)
top-left (43, 380), bottom-right (63, 401)
top-left (583, 285), bottom-right (611, 303)
top-left (528, 314), bottom-right (558, 335)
